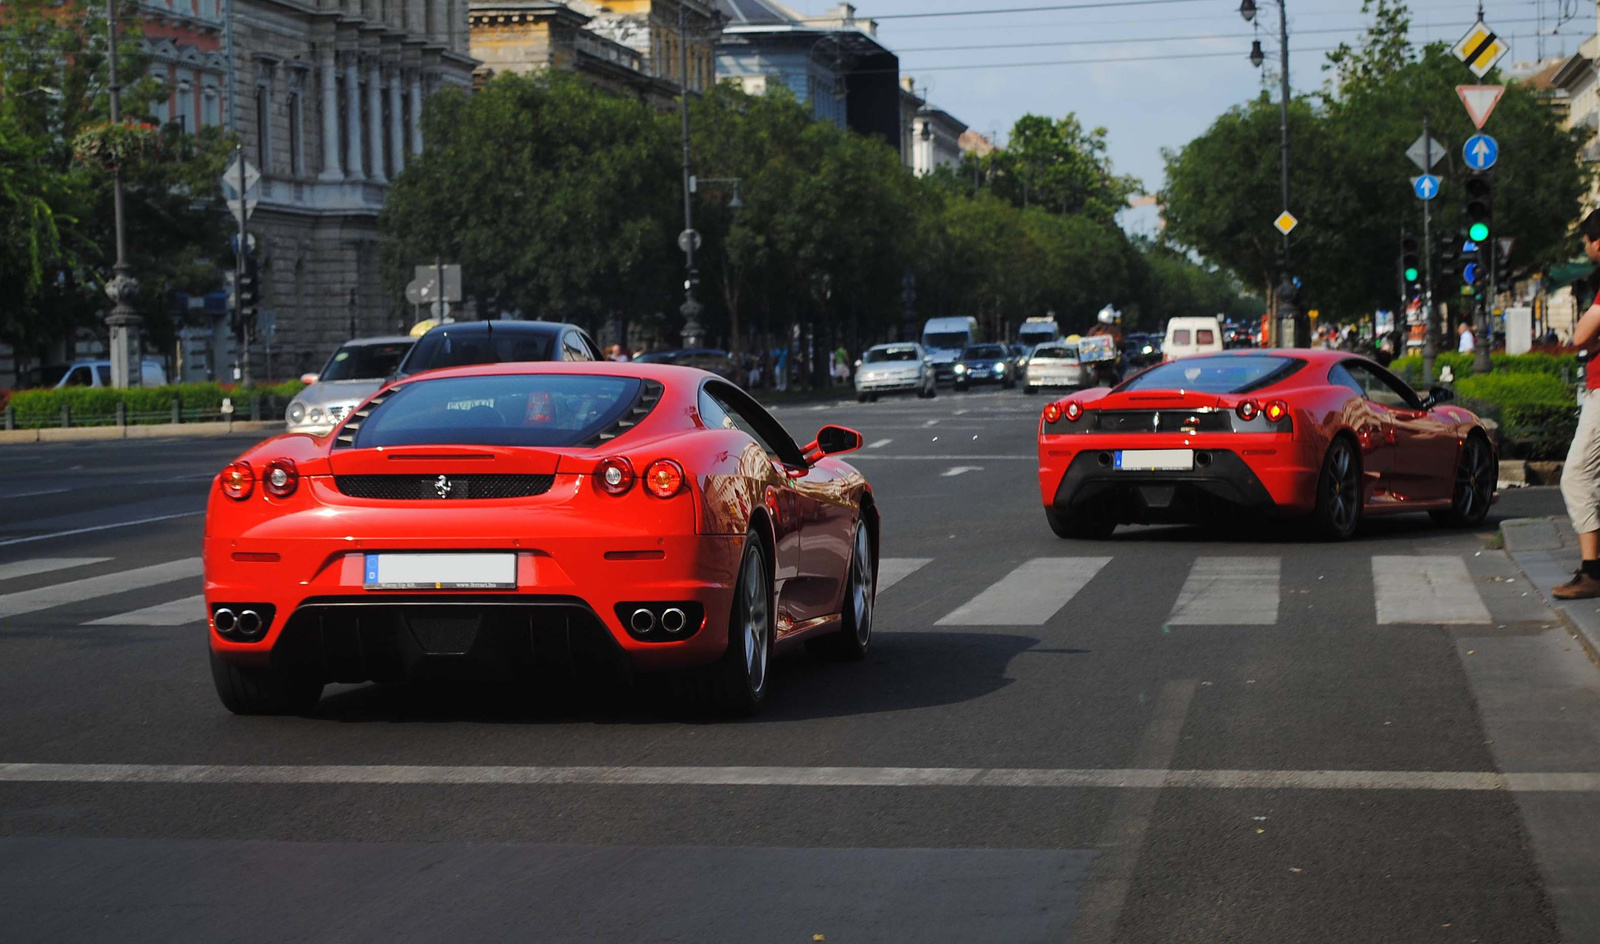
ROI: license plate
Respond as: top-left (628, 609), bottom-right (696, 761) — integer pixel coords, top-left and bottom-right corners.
top-left (363, 553), bottom-right (517, 590)
top-left (1114, 449), bottom-right (1194, 471)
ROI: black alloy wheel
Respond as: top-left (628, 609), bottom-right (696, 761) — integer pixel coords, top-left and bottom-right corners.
top-left (1431, 434), bottom-right (1494, 527)
top-left (807, 521), bottom-right (875, 661)
top-left (1313, 437), bottom-right (1362, 540)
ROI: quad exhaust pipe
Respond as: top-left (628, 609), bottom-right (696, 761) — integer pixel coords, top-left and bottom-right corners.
top-left (213, 607), bottom-right (236, 631)
top-left (630, 608), bottom-right (656, 633)
top-left (237, 609), bottom-right (262, 636)
top-left (660, 607), bottom-right (687, 634)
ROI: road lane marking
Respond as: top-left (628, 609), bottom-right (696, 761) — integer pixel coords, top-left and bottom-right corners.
top-left (0, 558), bottom-right (111, 583)
top-left (0, 558), bottom-right (201, 620)
top-left (0, 487), bottom-right (72, 499)
top-left (1167, 557), bottom-right (1280, 625)
top-left (1075, 680), bottom-right (1198, 943)
top-left (922, 419), bottom-right (939, 427)
top-left (942, 466), bottom-right (983, 477)
top-left (85, 594), bottom-right (205, 627)
top-left (877, 558), bottom-right (932, 593)
top-left (0, 763), bottom-right (1592, 792)
top-left (1373, 555), bottom-right (1491, 624)
top-left (0, 511), bottom-right (204, 548)
top-left (867, 438), bottom-right (893, 449)
top-left (936, 557), bottom-right (1111, 626)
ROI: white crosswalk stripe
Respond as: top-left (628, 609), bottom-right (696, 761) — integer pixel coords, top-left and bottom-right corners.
top-left (936, 557), bottom-right (1112, 626)
top-left (0, 558), bottom-right (201, 621)
top-left (1372, 555), bottom-right (1491, 624)
top-left (1167, 557), bottom-right (1280, 625)
top-left (85, 594), bottom-right (205, 627)
top-left (0, 558), bottom-right (110, 583)
top-left (877, 558), bottom-right (932, 593)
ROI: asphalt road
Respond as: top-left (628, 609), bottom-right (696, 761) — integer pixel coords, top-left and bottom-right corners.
top-left (3, 388), bottom-right (1600, 943)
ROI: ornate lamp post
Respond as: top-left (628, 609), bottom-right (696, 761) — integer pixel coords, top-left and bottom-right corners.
top-left (676, 1), bottom-right (704, 349)
top-left (104, 0), bottom-right (142, 388)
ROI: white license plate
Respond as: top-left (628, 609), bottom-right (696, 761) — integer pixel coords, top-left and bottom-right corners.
top-left (1115, 449), bottom-right (1194, 471)
top-left (363, 553), bottom-right (517, 590)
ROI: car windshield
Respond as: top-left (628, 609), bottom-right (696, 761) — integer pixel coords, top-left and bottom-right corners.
top-left (864, 348), bottom-right (918, 363)
top-left (320, 342), bottom-right (414, 382)
top-left (403, 329), bottom-right (556, 374)
top-left (923, 332), bottom-right (969, 350)
top-left (963, 345), bottom-right (1005, 359)
top-left (1032, 345), bottom-right (1077, 361)
top-left (1118, 355), bottom-right (1305, 394)
top-left (353, 374), bottom-right (641, 448)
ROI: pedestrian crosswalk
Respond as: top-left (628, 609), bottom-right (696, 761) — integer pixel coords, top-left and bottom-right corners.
top-left (0, 551), bottom-right (1530, 630)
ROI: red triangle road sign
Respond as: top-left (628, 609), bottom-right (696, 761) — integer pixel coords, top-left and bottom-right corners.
top-left (1457, 85), bottom-right (1505, 130)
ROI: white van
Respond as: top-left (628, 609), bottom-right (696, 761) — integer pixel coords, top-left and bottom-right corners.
top-left (1163, 317), bottom-right (1224, 362)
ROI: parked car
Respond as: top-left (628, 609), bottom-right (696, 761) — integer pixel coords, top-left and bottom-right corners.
top-left (953, 343), bottom-right (1017, 391)
top-left (205, 362), bottom-right (876, 716)
top-left (633, 348), bottom-right (742, 384)
top-left (284, 336), bottom-right (415, 436)
top-left (22, 358), bottom-right (168, 389)
top-left (396, 320), bottom-right (600, 378)
top-left (1022, 342), bottom-right (1084, 394)
top-left (854, 343), bottom-right (936, 401)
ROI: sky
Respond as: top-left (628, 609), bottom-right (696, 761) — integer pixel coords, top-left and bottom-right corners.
top-left (787, 0), bottom-right (1596, 232)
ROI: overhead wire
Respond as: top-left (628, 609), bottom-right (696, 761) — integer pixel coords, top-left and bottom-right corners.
top-left (865, 0), bottom-right (1214, 21)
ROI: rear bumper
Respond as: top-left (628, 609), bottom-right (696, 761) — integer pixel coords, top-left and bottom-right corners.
top-left (856, 375), bottom-right (924, 393)
top-left (1039, 435), bottom-right (1320, 522)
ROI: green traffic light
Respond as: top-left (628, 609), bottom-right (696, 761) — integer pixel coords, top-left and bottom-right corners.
top-left (1468, 222), bottom-right (1489, 242)
top-left (1404, 267), bottom-right (1419, 282)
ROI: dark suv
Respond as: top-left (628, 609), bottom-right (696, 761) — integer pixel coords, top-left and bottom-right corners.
top-left (396, 321), bottom-right (600, 378)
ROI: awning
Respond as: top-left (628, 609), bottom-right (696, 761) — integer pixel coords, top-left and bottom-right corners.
top-left (1546, 258), bottom-right (1594, 292)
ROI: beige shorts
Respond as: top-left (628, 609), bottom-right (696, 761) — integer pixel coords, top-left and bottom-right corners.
top-left (1562, 389), bottom-right (1600, 534)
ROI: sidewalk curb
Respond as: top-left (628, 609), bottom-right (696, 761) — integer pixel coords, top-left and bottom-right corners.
top-left (0, 421), bottom-right (279, 444)
top-left (1501, 517), bottom-right (1600, 666)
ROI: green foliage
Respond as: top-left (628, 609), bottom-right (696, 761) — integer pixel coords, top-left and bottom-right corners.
top-left (1391, 351), bottom-right (1579, 386)
top-left (1453, 370), bottom-right (1578, 460)
top-left (6, 381), bottom-right (304, 428)
top-left (975, 114), bottom-right (1141, 224)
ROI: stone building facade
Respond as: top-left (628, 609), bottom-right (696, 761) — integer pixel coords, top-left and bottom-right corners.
top-left (217, 0), bottom-right (476, 380)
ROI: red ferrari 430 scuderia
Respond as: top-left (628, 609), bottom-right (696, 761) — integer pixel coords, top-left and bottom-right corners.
top-left (205, 362), bottom-right (878, 716)
top-left (1037, 349), bottom-right (1496, 540)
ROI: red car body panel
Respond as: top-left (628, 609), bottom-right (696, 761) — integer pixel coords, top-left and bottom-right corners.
top-left (204, 362), bottom-right (872, 678)
top-left (1035, 349), bottom-right (1490, 526)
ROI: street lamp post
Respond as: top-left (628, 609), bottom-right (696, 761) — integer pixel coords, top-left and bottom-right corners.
top-left (676, 2), bottom-right (704, 349)
top-left (104, 0), bottom-right (142, 389)
top-left (1241, 0), bottom-right (1294, 345)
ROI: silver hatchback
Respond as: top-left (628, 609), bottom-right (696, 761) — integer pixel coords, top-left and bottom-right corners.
top-left (854, 343), bottom-right (936, 402)
top-left (285, 336), bottom-right (415, 435)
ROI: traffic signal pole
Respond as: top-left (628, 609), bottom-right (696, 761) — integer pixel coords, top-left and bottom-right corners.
top-left (1421, 116), bottom-right (1436, 383)
top-left (235, 143), bottom-right (252, 388)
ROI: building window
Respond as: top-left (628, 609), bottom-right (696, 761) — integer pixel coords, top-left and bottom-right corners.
top-left (287, 90), bottom-right (303, 175)
top-left (336, 75), bottom-right (348, 173)
top-left (359, 79), bottom-right (371, 176)
top-left (255, 83), bottom-right (272, 171)
top-left (149, 68), bottom-right (170, 124)
top-left (202, 83), bottom-right (219, 127)
top-left (175, 69), bottom-right (196, 132)
top-left (198, 0), bottom-right (217, 19)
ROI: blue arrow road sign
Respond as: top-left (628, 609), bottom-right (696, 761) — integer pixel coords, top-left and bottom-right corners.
top-left (1412, 175), bottom-right (1440, 200)
top-left (1463, 240), bottom-right (1478, 252)
top-left (1463, 262), bottom-right (1478, 285)
top-left (1464, 133), bottom-right (1498, 170)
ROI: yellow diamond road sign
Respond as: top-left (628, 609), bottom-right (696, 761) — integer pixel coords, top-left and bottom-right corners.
top-left (1274, 211), bottom-right (1298, 235)
top-left (1452, 19), bottom-right (1507, 79)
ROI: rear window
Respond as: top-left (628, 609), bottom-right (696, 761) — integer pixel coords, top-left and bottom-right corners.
top-left (403, 329), bottom-right (556, 375)
top-left (1197, 329), bottom-right (1216, 345)
top-left (964, 345), bottom-right (1005, 358)
top-left (1172, 329), bottom-right (1192, 345)
top-left (353, 374), bottom-right (642, 448)
top-left (1032, 345), bottom-right (1077, 360)
top-left (322, 342), bottom-right (414, 381)
top-left (864, 347), bottom-right (918, 363)
top-left (1119, 355), bottom-right (1305, 394)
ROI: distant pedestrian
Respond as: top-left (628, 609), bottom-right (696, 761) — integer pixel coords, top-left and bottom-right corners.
top-left (608, 344), bottom-right (629, 362)
top-left (1554, 209), bottom-right (1600, 599)
top-left (1457, 322), bottom-right (1475, 354)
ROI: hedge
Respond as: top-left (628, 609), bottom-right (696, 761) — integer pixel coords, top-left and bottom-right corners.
top-left (1391, 351), bottom-right (1580, 387)
top-left (4, 380), bottom-right (306, 429)
top-left (1453, 372), bottom-right (1578, 461)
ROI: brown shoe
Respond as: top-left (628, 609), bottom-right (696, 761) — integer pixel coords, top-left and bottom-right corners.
top-left (1552, 571), bottom-right (1600, 600)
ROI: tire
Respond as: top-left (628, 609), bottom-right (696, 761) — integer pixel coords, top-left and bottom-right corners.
top-left (1431, 434), bottom-right (1494, 528)
top-left (687, 533), bottom-right (772, 716)
top-left (807, 520), bottom-right (875, 661)
top-left (1312, 436), bottom-right (1363, 540)
top-left (954, 382), bottom-right (969, 392)
top-left (1045, 505), bottom-right (1116, 540)
top-left (1024, 386), bottom-right (1038, 395)
top-left (210, 650), bottom-right (323, 715)
top-left (856, 392), bottom-right (868, 403)
top-left (868, 393), bottom-right (879, 403)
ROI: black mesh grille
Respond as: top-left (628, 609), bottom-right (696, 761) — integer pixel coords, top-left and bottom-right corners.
top-left (1092, 410), bottom-right (1234, 433)
top-left (334, 474), bottom-right (556, 500)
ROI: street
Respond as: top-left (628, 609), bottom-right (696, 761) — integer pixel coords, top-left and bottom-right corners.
top-left (3, 389), bottom-right (1600, 943)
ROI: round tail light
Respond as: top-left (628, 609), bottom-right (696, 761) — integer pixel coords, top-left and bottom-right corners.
top-left (1236, 399), bottom-right (1259, 421)
top-left (595, 457), bottom-right (635, 496)
top-left (644, 459), bottom-right (685, 498)
top-left (1064, 401), bottom-right (1083, 422)
top-left (220, 461), bottom-right (254, 501)
top-left (263, 459), bottom-right (299, 498)
top-left (1043, 403), bottom-right (1062, 424)
top-left (1263, 400), bottom-right (1289, 423)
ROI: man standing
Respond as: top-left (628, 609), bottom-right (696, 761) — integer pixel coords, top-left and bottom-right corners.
top-left (1457, 321), bottom-right (1476, 355)
top-left (1554, 210), bottom-right (1600, 598)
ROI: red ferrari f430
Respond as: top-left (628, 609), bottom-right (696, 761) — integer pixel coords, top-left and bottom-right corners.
top-left (1037, 350), bottom-right (1496, 540)
top-left (204, 363), bottom-right (878, 716)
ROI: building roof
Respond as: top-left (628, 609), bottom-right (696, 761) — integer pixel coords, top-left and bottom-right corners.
top-left (717, 0), bottom-right (794, 26)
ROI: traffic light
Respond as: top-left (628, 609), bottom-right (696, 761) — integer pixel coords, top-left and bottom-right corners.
top-left (237, 252), bottom-right (260, 335)
top-left (1464, 173), bottom-right (1492, 244)
top-left (1400, 233), bottom-right (1420, 287)
top-left (1437, 232), bottom-right (1459, 283)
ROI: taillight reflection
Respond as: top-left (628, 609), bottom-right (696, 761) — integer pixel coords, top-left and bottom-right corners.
top-left (221, 461), bottom-right (254, 501)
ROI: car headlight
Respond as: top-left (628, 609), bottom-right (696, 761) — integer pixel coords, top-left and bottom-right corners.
top-left (308, 407), bottom-right (325, 423)
top-left (286, 401), bottom-right (306, 425)
top-left (996, 363), bottom-right (1006, 373)
top-left (954, 364), bottom-right (967, 374)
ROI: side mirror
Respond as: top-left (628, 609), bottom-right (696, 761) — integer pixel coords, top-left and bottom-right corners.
top-left (299, 373), bottom-right (319, 385)
top-left (813, 424), bottom-right (863, 457)
top-left (1424, 385), bottom-right (1454, 408)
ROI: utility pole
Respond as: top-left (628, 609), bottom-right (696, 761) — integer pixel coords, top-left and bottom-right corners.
top-left (1275, 0), bottom-right (1290, 269)
top-left (104, 0), bottom-right (142, 389)
top-left (676, 2), bottom-right (704, 348)
top-left (235, 143), bottom-right (252, 387)
top-left (1421, 116), bottom-right (1437, 384)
